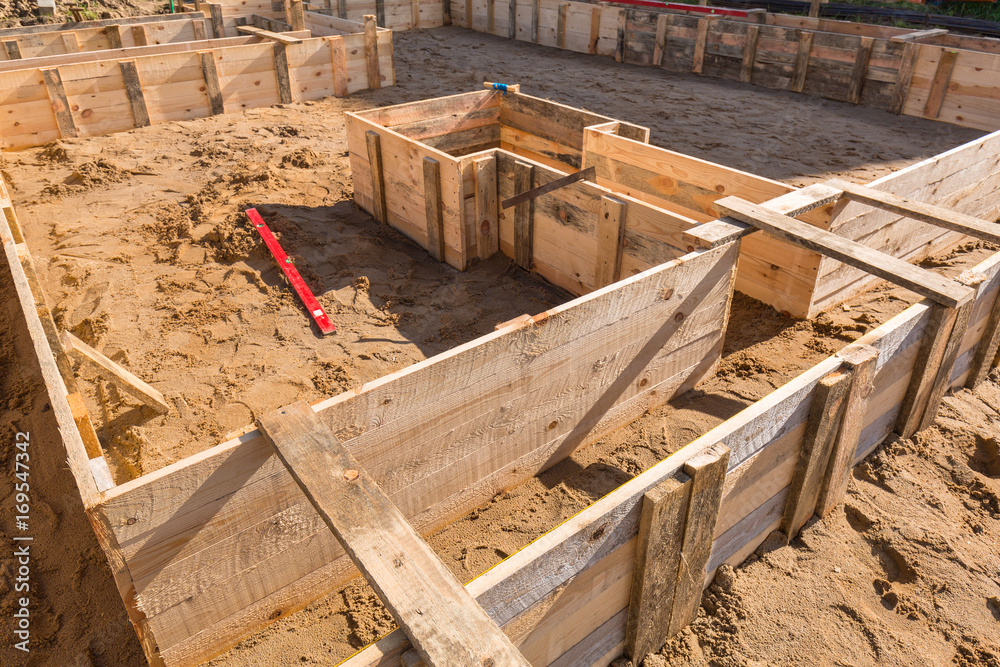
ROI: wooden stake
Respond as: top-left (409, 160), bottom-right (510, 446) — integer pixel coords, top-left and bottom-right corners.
top-left (487, 0), bottom-right (494, 33)
top-left (896, 302), bottom-right (960, 438)
top-left (923, 49), bottom-right (958, 119)
top-left (557, 3), bottom-right (567, 49)
top-left (508, 0), bottom-right (516, 39)
top-left (328, 35), bottom-right (349, 97)
top-left (653, 13), bottom-right (669, 67)
top-left (338, 0), bottom-right (347, 19)
top-left (199, 51), bottom-right (225, 115)
top-left (106, 24), bottom-right (123, 49)
top-left (513, 160), bottom-right (534, 271)
top-left (364, 15), bottom-right (381, 90)
top-left (692, 17), bottom-right (711, 74)
top-left (625, 472), bottom-right (691, 661)
top-left (531, 0), bottom-right (539, 43)
top-left (589, 5), bottom-right (600, 54)
top-left (790, 30), bottom-right (814, 93)
top-left (443, 0), bottom-right (450, 26)
top-left (192, 17), bottom-right (206, 41)
top-left (816, 344), bottom-right (878, 517)
top-left (41, 68), bottom-right (78, 139)
top-left (615, 10), bottom-right (626, 63)
top-left (423, 157), bottom-right (446, 262)
top-left (966, 285), bottom-right (1000, 389)
top-left (61, 331), bottom-right (171, 415)
top-left (808, 0), bottom-right (821, 18)
top-left (119, 60), bottom-right (150, 128)
top-left (595, 195), bottom-right (626, 288)
top-left (741, 24), bottom-right (759, 83)
top-left (889, 41), bottom-right (919, 115)
top-left (668, 443), bottom-right (730, 637)
top-left (257, 401), bottom-right (531, 667)
top-left (781, 369), bottom-right (851, 540)
top-left (474, 157), bottom-right (498, 261)
top-left (288, 0), bottom-right (306, 30)
top-left (209, 4), bottom-right (225, 38)
top-left (3, 40), bottom-right (21, 60)
top-left (60, 32), bottom-right (81, 53)
top-left (131, 25), bottom-right (149, 47)
top-left (272, 43), bottom-right (293, 104)
top-left (847, 36), bottom-right (873, 104)
top-left (366, 130), bottom-right (388, 225)
top-left (376, 0), bottom-right (386, 27)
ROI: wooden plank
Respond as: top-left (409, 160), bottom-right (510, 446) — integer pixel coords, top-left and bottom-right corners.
top-left (423, 157), bottom-right (446, 262)
top-left (272, 43), bottom-right (293, 104)
top-left (895, 302), bottom-right (959, 438)
top-left (192, 17), bottom-right (206, 41)
top-left (40, 67), bottom-right (77, 139)
top-left (532, 0), bottom-right (540, 43)
top-left (889, 41), bottom-right (918, 115)
top-left (209, 3), bottom-right (225, 38)
top-left (475, 156), bottom-right (499, 261)
top-left (413, 0), bottom-right (422, 30)
top-left (922, 49), bottom-right (958, 119)
top-left (967, 286), bottom-right (1000, 388)
top-left (790, 30), bottom-right (814, 94)
top-left (668, 443), bottom-right (730, 636)
top-left (366, 130), bottom-right (388, 225)
top-left (256, 401), bottom-right (530, 667)
top-left (501, 167), bottom-right (595, 209)
top-left (815, 344), bottom-right (878, 517)
top-left (508, 0), bottom-right (516, 40)
top-left (828, 178), bottom-right (1000, 245)
top-left (61, 331), bottom-right (170, 415)
top-left (2, 39), bottom-right (20, 60)
top-left (781, 369), bottom-right (851, 541)
top-left (589, 5), bottom-right (600, 55)
top-left (653, 13), bottom-right (669, 67)
top-left (364, 14), bottom-right (380, 89)
top-left (131, 24), bottom-right (149, 47)
top-left (339, 0), bottom-right (347, 19)
top-left (513, 160), bottom-right (535, 271)
top-left (916, 273), bottom-right (984, 431)
top-left (376, 0), bottom-right (386, 27)
top-left (557, 3), bottom-right (567, 49)
top-left (595, 195), bottom-right (626, 288)
top-left (119, 59), bottom-right (150, 128)
top-left (691, 16), bottom-right (710, 74)
top-left (891, 28), bottom-right (948, 43)
top-left (106, 24), bottom-right (123, 49)
top-left (66, 392), bottom-right (104, 460)
top-left (741, 24), bottom-right (759, 83)
top-left (289, 0), bottom-right (306, 30)
top-left (199, 50), bottom-right (225, 116)
top-left (847, 36), bottom-right (873, 104)
top-left (235, 25), bottom-right (304, 44)
top-left (60, 32), bottom-right (81, 53)
top-left (715, 197), bottom-right (973, 309)
top-left (328, 35), bottom-right (348, 98)
top-left (615, 10), bottom-right (626, 63)
top-left (624, 473), bottom-right (691, 662)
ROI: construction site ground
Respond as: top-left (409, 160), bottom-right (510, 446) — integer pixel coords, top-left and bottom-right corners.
top-left (0, 24), bottom-right (998, 667)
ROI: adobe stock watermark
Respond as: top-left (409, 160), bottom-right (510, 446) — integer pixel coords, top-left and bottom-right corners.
top-left (11, 430), bottom-right (32, 653)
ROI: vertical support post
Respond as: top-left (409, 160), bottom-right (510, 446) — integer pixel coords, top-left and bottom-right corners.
top-left (338, 0), bottom-right (347, 19)
top-left (808, 0), bottom-right (820, 18)
top-left (556, 3), bottom-right (567, 49)
top-left (288, 0), bottom-right (306, 30)
top-left (272, 43), bottom-right (293, 105)
top-left (653, 13), bottom-right (669, 67)
top-left (119, 60), bottom-right (150, 129)
top-left (474, 157), bottom-right (498, 261)
top-left (209, 3), bottom-right (225, 38)
top-left (423, 157), bottom-right (446, 263)
top-left (667, 443), bottom-right (730, 637)
top-left (364, 15), bottom-right (381, 90)
top-left (531, 0), bottom-right (539, 43)
top-left (741, 24), bottom-right (759, 83)
top-left (192, 17), bottom-right (207, 41)
top-left (465, 0), bottom-right (473, 28)
top-left (199, 51), bottom-right (225, 116)
top-left (444, 0), bottom-right (451, 26)
top-left (847, 36), bottom-right (873, 104)
top-left (508, 0), bottom-right (517, 39)
top-left (781, 369), bottom-right (852, 540)
top-left (131, 25), bottom-right (149, 46)
top-left (41, 68), bottom-right (78, 139)
top-left (106, 24), bottom-right (123, 49)
top-left (691, 16), bottom-right (711, 74)
top-left (513, 160), bottom-right (534, 271)
top-left (487, 0), bottom-right (494, 33)
top-left (328, 35), bottom-right (349, 98)
top-left (376, 0), bottom-right (386, 27)
top-left (595, 195), bottom-right (627, 288)
top-left (922, 49), bottom-right (958, 119)
top-left (816, 344), bottom-right (879, 517)
top-left (625, 472), bottom-right (691, 662)
top-left (589, 5), bottom-right (600, 54)
top-left (615, 10), bottom-right (626, 63)
top-left (790, 30), bottom-right (814, 93)
top-left (889, 41), bottom-right (919, 115)
top-left (3, 39), bottom-right (22, 60)
top-left (366, 130), bottom-right (388, 225)
top-left (966, 285), bottom-right (1000, 388)
top-left (414, 0), bottom-right (423, 30)
top-left (60, 32), bottom-right (80, 53)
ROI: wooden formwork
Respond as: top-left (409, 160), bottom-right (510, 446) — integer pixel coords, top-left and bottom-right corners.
top-left (0, 15), bottom-right (394, 151)
top-left (449, 0), bottom-right (1000, 132)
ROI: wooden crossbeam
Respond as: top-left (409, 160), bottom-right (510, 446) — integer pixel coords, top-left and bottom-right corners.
top-left (715, 196), bottom-right (973, 309)
top-left (257, 401), bottom-right (530, 667)
top-left (235, 25), bottom-right (304, 44)
top-left (827, 178), bottom-right (1000, 244)
top-left (61, 331), bottom-right (171, 415)
top-left (500, 166), bottom-right (594, 209)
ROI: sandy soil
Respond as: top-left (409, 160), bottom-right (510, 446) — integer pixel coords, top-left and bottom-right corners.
top-left (0, 0), bottom-right (165, 29)
top-left (1, 23), bottom-right (998, 667)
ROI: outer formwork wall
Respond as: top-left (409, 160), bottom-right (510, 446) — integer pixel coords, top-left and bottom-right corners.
top-left (342, 234), bottom-right (1000, 667)
top-left (306, 0), bottom-right (446, 30)
top-left (0, 27), bottom-right (395, 151)
top-left (449, 0), bottom-right (1000, 132)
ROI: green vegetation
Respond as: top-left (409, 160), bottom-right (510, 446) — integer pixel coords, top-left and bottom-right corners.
top-left (832, 0), bottom-right (1000, 24)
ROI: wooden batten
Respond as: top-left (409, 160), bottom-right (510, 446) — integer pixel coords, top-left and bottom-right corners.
top-left (422, 157), bottom-right (446, 262)
top-left (2, 39), bottom-right (20, 59)
top-left (847, 37), bottom-right (873, 104)
top-left (119, 59), bottom-right (151, 128)
top-left (272, 43), bottom-right (293, 104)
top-left (508, 0), bottom-right (516, 39)
top-left (589, 5), bottom-right (600, 54)
top-left (106, 24), bottom-right (124, 49)
top-left (209, 3), bottom-right (225, 38)
top-left (199, 50), bottom-right (225, 115)
top-left (132, 24), bottom-right (150, 47)
top-left (40, 67), bottom-right (78, 138)
top-left (512, 160), bottom-right (535, 271)
top-left (790, 30), bottom-right (814, 94)
top-left (61, 331), bottom-right (170, 415)
top-left (653, 13), bottom-right (669, 67)
top-left (966, 286), bottom-right (1000, 388)
top-left (557, 3), bottom-right (567, 50)
top-left (889, 41), bottom-right (918, 115)
top-left (594, 195), bottom-right (626, 288)
top-left (328, 35), bottom-right (349, 97)
top-left (474, 156), bottom-right (499, 260)
top-left (615, 10), bottom-right (626, 63)
top-left (741, 24), bottom-right (759, 83)
top-left (363, 15), bottom-right (380, 89)
top-left (922, 49), bottom-right (958, 119)
top-left (366, 130), bottom-right (388, 225)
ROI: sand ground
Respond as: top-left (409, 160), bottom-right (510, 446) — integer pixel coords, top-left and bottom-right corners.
top-left (0, 24), bottom-right (997, 667)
